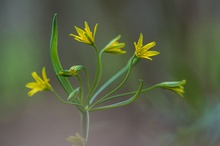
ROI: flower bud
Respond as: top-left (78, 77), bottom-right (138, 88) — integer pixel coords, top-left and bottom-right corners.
top-left (67, 87), bottom-right (80, 102)
top-left (103, 35), bottom-right (126, 54)
top-left (69, 65), bottom-right (84, 75)
top-left (157, 80), bottom-right (186, 97)
top-left (57, 65), bottom-right (84, 77)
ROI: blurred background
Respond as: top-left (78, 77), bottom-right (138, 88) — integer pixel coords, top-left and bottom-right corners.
top-left (1, 0), bottom-right (220, 146)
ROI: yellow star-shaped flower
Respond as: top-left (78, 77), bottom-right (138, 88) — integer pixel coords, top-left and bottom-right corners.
top-left (26, 67), bottom-right (52, 96)
top-left (70, 21), bottom-right (98, 45)
top-left (134, 33), bottom-right (159, 60)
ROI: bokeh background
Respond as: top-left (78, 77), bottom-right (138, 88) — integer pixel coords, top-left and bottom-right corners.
top-left (1, 0), bottom-right (220, 146)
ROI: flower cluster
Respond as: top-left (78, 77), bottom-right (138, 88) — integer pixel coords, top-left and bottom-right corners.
top-left (26, 14), bottom-right (186, 146)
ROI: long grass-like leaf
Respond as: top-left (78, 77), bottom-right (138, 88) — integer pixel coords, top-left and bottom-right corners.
top-left (50, 14), bottom-right (73, 94)
top-left (90, 80), bottom-right (143, 111)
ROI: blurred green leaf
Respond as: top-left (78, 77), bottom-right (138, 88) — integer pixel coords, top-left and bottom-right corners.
top-left (50, 13), bottom-right (73, 94)
top-left (91, 80), bottom-right (143, 111)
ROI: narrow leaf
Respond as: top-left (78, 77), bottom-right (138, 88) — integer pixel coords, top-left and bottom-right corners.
top-left (90, 80), bottom-right (143, 111)
top-left (49, 14), bottom-right (73, 94)
top-left (89, 56), bottom-right (140, 104)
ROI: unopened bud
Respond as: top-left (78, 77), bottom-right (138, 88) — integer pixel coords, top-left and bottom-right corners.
top-left (69, 65), bottom-right (84, 75)
top-left (57, 65), bottom-right (84, 77)
top-left (157, 80), bottom-right (186, 97)
top-left (67, 87), bottom-right (80, 102)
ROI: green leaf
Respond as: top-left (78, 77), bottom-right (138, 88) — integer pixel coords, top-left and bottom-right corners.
top-left (90, 80), bottom-right (143, 111)
top-left (89, 56), bottom-right (140, 104)
top-left (49, 14), bottom-right (73, 94)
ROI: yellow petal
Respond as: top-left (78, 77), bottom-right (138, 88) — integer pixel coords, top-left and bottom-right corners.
top-left (145, 51), bottom-right (160, 56)
top-left (137, 33), bottom-right (143, 48)
top-left (84, 21), bottom-right (91, 33)
top-left (93, 23), bottom-right (98, 39)
top-left (32, 72), bottom-right (44, 84)
top-left (28, 88), bottom-right (40, 96)
top-left (42, 67), bottom-right (49, 82)
top-left (26, 82), bottom-right (39, 89)
top-left (142, 41), bottom-right (156, 51)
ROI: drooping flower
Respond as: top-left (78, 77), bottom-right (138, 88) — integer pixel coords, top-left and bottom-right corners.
top-left (103, 35), bottom-right (126, 54)
top-left (157, 80), bottom-right (186, 97)
top-left (70, 21), bottom-right (98, 45)
top-left (134, 33), bottom-right (159, 60)
top-left (26, 67), bottom-right (52, 96)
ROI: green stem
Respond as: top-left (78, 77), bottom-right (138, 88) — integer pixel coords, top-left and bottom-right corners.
top-left (95, 49), bottom-right (104, 92)
top-left (98, 84), bottom-right (158, 104)
top-left (89, 44), bottom-right (102, 96)
top-left (83, 67), bottom-right (91, 93)
top-left (86, 110), bottom-right (90, 141)
top-left (85, 44), bottom-right (102, 106)
top-left (80, 111), bottom-right (87, 139)
top-left (89, 80), bottom-right (143, 111)
top-left (90, 56), bottom-right (135, 108)
top-left (89, 55), bottom-right (139, 105)
top-left (76, 75), bottom-right (84, 104)
top-left (79, 110), bottom-right (90, 143)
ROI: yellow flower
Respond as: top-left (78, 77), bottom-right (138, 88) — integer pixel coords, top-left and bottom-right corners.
top-left (158, 80), bottom-right (186, 97)
top-left (26, 67), bottom-right (52, 96)
top-left (103, 35), bottom-right (126, 54)
top-left (66, 133), bottom-right (86, 146)
top-left (70, 21), bottom-right (98, 45)
top-left (134, 33), bottom-right (159, 60)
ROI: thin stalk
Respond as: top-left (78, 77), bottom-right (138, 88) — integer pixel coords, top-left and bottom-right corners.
top-left (89, 55), bottom-right (138, 105)
top-left (76, 75), bottom-right (84, 104)
top-left (97, 84), bottom-right (158, 104)
top-left (79, 110), bottom-right (90, 143)
top-left (80, 111), bottom-right (87, 139)
top-left (86, 110), bottom-right (90, 141)
top-left (95, 49), bottom-right (104, 93)
top-left (89, 44), bottom-right (102, 96)
top-left (89, 80), bottom-right (143, 112)
top-left (83, 67), bottom-right (91, 93)
top-left (89, 56), bottom-right (135, 109)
